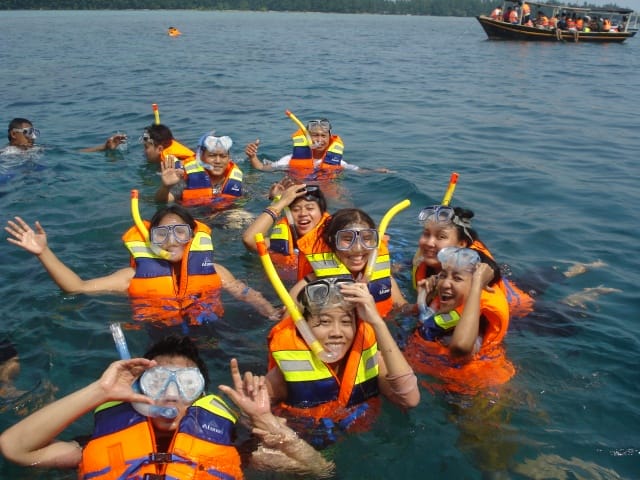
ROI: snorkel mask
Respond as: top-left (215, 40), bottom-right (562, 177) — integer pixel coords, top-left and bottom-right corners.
top-left (139, 366), bottom-right (205, 404)
top-left (418, 205), bottom-right (474, 244)
top-left (196, 132), bottom-right (233, 170)
top-left (299, 277), bottom-right (355, 315)
top-left (437, 247), bottom-right (480, 273)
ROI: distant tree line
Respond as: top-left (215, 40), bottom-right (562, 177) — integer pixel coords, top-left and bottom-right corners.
top-left (0, 0), bottom-right (627, 16)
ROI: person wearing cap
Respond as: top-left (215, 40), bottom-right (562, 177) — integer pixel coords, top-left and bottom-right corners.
top-left (155, 132), bottom-right (243, 208)
top-left (0, 334), bottom-right (334, 478)
top-left (245, 118), bottom-right (391, 180)
top-left (242, 178), bottom-right (331, 281)
top-left (266, 278), bottom-right (419, 447)
top-left (0, 118), bottom-right (41, 155)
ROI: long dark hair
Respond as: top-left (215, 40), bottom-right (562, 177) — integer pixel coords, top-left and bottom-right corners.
top-left (150, 205), bottom-right (196, 231)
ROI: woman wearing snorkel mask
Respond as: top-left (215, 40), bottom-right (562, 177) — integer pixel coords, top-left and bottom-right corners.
top-left (155, 132), bottom-right (243, 208)
top-left (5, 205), bottom-right (279, 325)
top-left (266, 277), bottom-right (419, 448)
top-left (405, 247), bottom-right (515, 395)
top-left (0, 335), bottom-right (334, 478)
top-left (413, 205), bottom-right (536, 318)
top-left (290, 208), bottom-right (409, 318)
top-left (243, 179), bottom-right (330, 281)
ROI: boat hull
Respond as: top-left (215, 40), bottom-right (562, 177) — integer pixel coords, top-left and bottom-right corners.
top-left (476, 15), bottom-right (636, 43)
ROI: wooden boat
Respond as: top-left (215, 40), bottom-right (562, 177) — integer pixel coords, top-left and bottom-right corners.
top-left (477, 1), bottom-right (638, 43)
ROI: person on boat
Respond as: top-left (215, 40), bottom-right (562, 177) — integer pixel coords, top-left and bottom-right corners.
top-left (0, 334), bottom-right (334, 478)
top-left (504, 7), bottom-right (518, 24)
top-left (139, 123), bottom-right (195, 164)
top-left (557, 12), bottom-right (567, 29)
top-left (5, 205), bottom-right (280, 324)
top-left (290, 208), bottom-right (409, 318)
top-left (243, 178), bottom-right (330, 281)
top-left (520, 1), bottom-right (531, 25)
top-left (490, 5), bottom-right (502, 20)
top-left (566, 13), bottom-right (577, 30)
top-left (535, 11), bottom-right (549, 28)
top-left (575, 16), bottom-right (584, 31)
top-left (548, 14), bottom-right (558, 29)
top-left (405, 247), bottom-right (514, 396)
top-left (245, 117), bottom-right (391, 181)
top-left (1, 118), bottom-right (40, 155)
top-left (602, 17), bottom-right (611, 32)
top-left (155, 132), bottom-right (243, 208)
top-left (266, 277), bottom-right (419, 447)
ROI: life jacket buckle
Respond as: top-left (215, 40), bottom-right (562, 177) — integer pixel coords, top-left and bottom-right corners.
top-left (148, 452), bottom-right (173, 464)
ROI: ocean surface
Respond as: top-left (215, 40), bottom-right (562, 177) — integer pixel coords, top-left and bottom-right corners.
top-left (1, 10), bottom-right (639, 479)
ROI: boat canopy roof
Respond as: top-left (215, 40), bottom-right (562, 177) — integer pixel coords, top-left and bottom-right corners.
top-left (500, 0), bottom-right (635, 15)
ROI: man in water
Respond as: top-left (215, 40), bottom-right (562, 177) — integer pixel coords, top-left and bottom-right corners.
top-left (1, 118), bottom-right (40, 155)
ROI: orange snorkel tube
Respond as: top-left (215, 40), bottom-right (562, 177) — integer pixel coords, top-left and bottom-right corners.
top-left (152, 103), bottom-right (160, 125)
top-left (255, 233), bottom-right (336, 363)
top-left (130, 190), bottom-right (171, 260)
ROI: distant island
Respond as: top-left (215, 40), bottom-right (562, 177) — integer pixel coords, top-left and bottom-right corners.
top-left (0, 0), bottom-right (630, 16)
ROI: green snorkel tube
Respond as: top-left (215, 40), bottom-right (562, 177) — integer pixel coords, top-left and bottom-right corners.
top-left (255, 233), bottom-right (336, 363)
top-left (109, 323), bottom-right (178, 419)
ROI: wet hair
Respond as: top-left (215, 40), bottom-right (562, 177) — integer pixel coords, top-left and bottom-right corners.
top-left (7, 118), bottom-right (32, 141)
top-left (452, 206), bottom-right (479, 246)
top-left (143, 334), bottom-right (210, 390)
top-left (150, 204), bottom-right (196, 231)
top-left (290, 186), bottom-right (328, 214)
top-left (321, 208), bottom-right (376, 252)
top-left (144, 124), bottom-right (174, 148)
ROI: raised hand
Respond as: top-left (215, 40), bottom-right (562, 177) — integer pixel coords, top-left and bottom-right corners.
top-left (5, 217), bottom-right (48, 255)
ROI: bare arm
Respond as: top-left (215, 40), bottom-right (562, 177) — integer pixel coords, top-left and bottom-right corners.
top-left (449, 263), bottom-right (494, 356)
top-left (80, 133), bottom-right (127, 153)
top-left (219, 359), bottom-right (334, 478)
top-left (0, 358), bottom-right (156, 468)
top-left (216, 263), bottom-right (280, 320)
top-left (242, 183), bottom-right (308, 252)
top-left (154, 155), bottom-right (183, 203)
top-left (5, 217), bottom-right (134, 294)
top-left (245, 139), bottom-right (274, 171)
top-left (340, 282), bottom-right (419, 408)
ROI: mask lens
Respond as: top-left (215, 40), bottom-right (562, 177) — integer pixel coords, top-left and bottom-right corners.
top-left (306, 282), bottom-right (331, 303)
top-left (307, 119), bottom-right (331, 131)
top-left (359, 229), bottom-right (378, 249)
top-left (419, 205), bottom-right (455, 223)
top-left (150, 224), bottom-right (191, 245)
top-left (335, 229), bottom-right (378, 251)
top-left (335, 229), bottom-right (356, 251)
top-left (140, 367), bottom-right (172, 398)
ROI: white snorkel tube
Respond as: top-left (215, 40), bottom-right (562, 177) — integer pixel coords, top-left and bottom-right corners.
top-left (109, 323), bottom-right (178, 419)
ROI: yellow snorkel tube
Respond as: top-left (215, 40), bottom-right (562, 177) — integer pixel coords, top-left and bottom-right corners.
top-left (285, 110), bottom-right (313, 147)
top-left (130, 190), bottom-right (171, 260)
top-left (152, 103), bottom-right (160, 125)
top-left (255, 233), bottom-right (336, 363)
top-left (364, 199), bottom-right (411, 282)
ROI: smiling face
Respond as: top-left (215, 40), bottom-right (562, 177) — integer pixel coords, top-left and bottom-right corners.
top-left (307, 306), bottom-right (356, 363)
top-left (334, 222), bottom-right (374, 275)
top-left (309, 128), bottom-right (331, 156)
top-left (147, 354), bottom-right (199, 432)
top-left (417, 221), bottom-right (467, 269)
top-left (152, 212), bottom-right (193, 262)
top-left (436, 265), bottom-right (474, 312)
top-left (201, 148), bottom-right (230, 180)
top-left (289, 198), bottom-right (323, 236)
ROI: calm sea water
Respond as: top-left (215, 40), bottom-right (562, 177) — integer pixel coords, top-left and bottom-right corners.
top-left (1, 10), bottom-right (639, 479)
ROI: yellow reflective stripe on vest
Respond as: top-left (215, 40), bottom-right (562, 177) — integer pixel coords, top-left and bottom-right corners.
top-left (94, 400), bottom-right (123, 414)
top-left (184, 162), bottom-right (204, 174)
top-left (327, 139), bottom-right (344, 155)
top-left (228, 165), bottom-right (243, 181)
top-left (368, 253), bottom-right (391, 281)
top-left (192, 394), bottom-right (238, 424)
top-left (272, 350), bottom-right (333, 382)
top-left (292, 133), bottom-right (310, 147)
top-left (126, 240), bottom-right (156, 259)
top-left (355, 344), bottom-right (379, 384)
top-left (306, 252), bottom-right (350, 277)
top-left (191, 231), bottom-right (214, 252)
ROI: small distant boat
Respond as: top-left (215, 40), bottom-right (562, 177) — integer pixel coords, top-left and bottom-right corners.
top-left (168, 27), bottom-right (182, 37)
top-left (477, 1), bottom-right (638, 43)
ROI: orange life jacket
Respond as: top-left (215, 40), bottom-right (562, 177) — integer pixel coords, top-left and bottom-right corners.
top-left (412, 240), bottom-right (534, 318)
top-left (180, 160), bottom-right (243, 208)
top-left (79, 396), bottom-right (242, 480)
top-left (268, 315), bottom-right (381, 446)
top-left (575, 18), bottom-right (584, 30)
top-left (301, 235), bottom-right (394, 317)
top-left (566, 17), bottom-right (576, 29)
top-left (122, 220), bottom-right (223, 324)
top-left (268, 212), bottom-right (331, 279)
top-left (288, 129), bottom-right (344, 181)
top-left (405, 289), bottom-right (514, 396)
top-left (161, 139), bottom-right (195, 165)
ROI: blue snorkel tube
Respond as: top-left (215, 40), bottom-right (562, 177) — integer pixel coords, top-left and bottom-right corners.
top-left (109, 323), bottom-right (178, 419)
